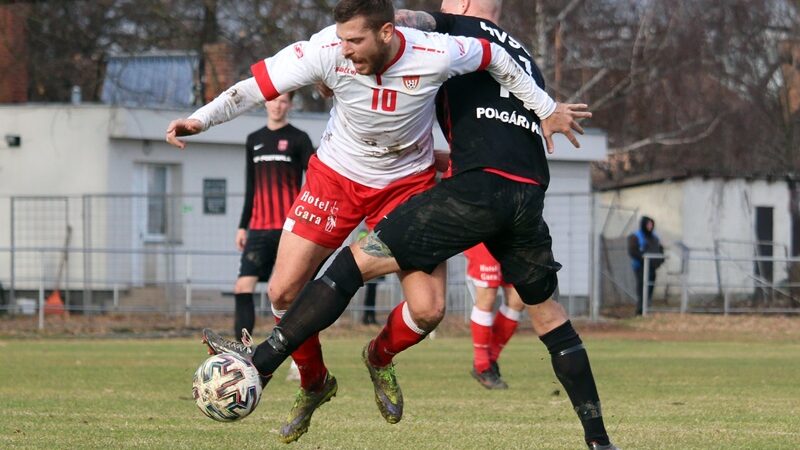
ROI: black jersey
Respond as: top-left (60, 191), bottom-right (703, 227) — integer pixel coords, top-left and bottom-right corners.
top-left (431, 12), bottom-right (550, 188)
top-left (240, 124), bottom-right (315, 230)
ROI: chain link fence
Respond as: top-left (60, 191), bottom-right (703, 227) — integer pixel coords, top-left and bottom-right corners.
top-left (0, 192), bottom-right (596, 332)
top-left (3, 193), bottom-right (798, 332)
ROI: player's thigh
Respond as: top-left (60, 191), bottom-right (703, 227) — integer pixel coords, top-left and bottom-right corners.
top-left (375, 174), bottom-right (504, 274)
top-left (486, 186), bottom-right (561, 287)
top-left (397, 263), bottom-right (447, 328)
top-left (237, 229), bottom-right (281, 281)
top-left (268, 231), bottom-right (335, 305)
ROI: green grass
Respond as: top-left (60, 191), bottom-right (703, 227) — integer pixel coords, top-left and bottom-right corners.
top-left (1, 333), bottom-right (799, 449)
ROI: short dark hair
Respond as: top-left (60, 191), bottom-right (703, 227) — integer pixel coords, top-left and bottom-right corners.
top-left (333, 0), bottom-right (394, 31)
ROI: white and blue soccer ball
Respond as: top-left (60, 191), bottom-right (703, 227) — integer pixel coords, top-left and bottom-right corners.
top-left (192, 353), bottom-right (262, 422)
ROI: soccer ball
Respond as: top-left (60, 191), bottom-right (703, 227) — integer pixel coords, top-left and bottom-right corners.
top-left (192, 353), bottom-right (262, 422)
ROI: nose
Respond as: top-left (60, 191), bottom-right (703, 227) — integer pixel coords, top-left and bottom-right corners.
top-left (340, 42), bottom-right (353, 58)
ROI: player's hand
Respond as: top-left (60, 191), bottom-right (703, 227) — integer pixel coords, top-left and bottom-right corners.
top-left (541, 103), bottom-right (591, 154)
top-left (235, 229), bottom-right (247, 252)
top-left (165, 118), bottom-right (203, 149)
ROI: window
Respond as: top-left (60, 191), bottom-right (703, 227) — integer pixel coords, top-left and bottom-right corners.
top-left (147, 165), bottom-right (169, 235)
top-left (137, 163), bottom-right (181, 242)
top-left (203, 178), bottom-right (227, 215)
top-left (755, 206), bottom-right (773, 281)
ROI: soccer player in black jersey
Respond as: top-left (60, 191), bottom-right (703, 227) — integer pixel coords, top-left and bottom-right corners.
top-left (198, 1), bottom-right (613, 448)
top-left (233, 92), bottom-right (314, 367)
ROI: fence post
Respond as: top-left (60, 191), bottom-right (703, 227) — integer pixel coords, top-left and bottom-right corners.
top-left (185, 254), bottom-right (192, 327)
top-left (82, 195), bottom-right (92, 308)
top-left (590, 193), bottom-right (601, 321)
top-left (680, 256), bottom-right (689, 314)
top-left (642, 255), bottom-right (650, 316)
top-left (38, 250), bottom-right (45, 331)
top-left (113, 284), bottom-right (119, 312)
top-left (723, 289), bottom-right (730, 316)
top-left (10, 197), bottom-right (15, 309)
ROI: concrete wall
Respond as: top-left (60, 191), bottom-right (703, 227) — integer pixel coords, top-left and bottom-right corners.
top-left (681, 178), bottom-right (791, 291)
top-left (600, 177), bottom-right (792, 295)
top-left (0, 105), bottom-right (112, 196)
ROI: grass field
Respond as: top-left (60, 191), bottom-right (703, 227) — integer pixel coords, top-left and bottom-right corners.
top-left (1, 322), bottom-right (799, 449)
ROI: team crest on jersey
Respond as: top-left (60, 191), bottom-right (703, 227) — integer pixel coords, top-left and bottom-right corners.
top-left (293, 43), bottom-right (304, 59)
top-left (278, 139), bottom-right (289, 151)
top-left (403, 75), bottom-right (420, 91)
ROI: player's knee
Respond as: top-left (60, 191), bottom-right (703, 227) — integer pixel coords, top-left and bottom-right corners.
top-left (233, 278), bottom-right (256, 294)
top-left (267, 282), bottom-right (299, 310)
top-left (516, 272), bottom-right (558, 305)
top-left (408, 299), bottom-right (445, 332)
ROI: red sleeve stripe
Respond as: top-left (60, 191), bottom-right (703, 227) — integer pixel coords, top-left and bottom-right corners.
top-left (250, 60), bottom-right (280, 101)
top-left (477, 38), bottom-right (491, 71)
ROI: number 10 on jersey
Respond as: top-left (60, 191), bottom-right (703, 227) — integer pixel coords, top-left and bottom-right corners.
top-left (371, 88), bottom-right (397, 112)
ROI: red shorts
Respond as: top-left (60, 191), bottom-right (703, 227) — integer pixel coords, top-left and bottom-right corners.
top-left (283, 155), bottom-right (436, 248)
top-left (464, 243), bottom-right (510, 288)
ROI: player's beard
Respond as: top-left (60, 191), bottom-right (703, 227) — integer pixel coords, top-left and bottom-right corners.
top-left (354, 39), bottom-right (391, 75)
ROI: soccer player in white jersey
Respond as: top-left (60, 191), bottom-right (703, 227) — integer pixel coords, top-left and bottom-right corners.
top-left (167, 0), bottom-right (587, 443)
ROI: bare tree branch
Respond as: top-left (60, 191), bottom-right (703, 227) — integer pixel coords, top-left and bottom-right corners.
top-left (610, 115), bottom-right (724, 153)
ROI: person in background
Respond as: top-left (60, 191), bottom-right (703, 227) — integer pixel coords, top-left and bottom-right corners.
top-left (233, 93), bottom-right (314, 375)
top-left (628, 215), bottom-right (664, 315)
top-left (464, 243), bottom-right (525, 390)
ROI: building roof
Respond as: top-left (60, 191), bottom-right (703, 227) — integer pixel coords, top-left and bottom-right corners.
top-left (101, 53), bottom-right (199, 108)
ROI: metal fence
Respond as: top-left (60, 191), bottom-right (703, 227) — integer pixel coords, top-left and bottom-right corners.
top-left (0, 192), bottom-right (597, 331)
top-left (593, 202), bottom-right (800, 316)
top-left (3, 193), bottom-right (798, 331)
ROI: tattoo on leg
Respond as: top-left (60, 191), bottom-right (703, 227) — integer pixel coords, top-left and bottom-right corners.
top-left (360, 232), bottom-right (394, 258)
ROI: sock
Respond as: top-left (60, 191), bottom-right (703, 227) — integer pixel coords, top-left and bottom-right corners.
top-left (489, 304), bottom-right (520, 363)
top-left (234, 293), bottom-right (255, 341)
top-left (274, 314), bottom-right (327, 392)
top-left (369, 301), bottom-right (427, 367)
top-left (540, 320), bottom-right (609, 446)
top-left (470, 306), bottom-right (493, 372)
top-left (251, 247), bottom-right (363, 381)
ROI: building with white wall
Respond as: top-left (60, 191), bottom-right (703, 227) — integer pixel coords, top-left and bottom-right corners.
top-left (599, 176), bottom-right (794, 297)
top-left (0, 104), bottom-right (606, 309)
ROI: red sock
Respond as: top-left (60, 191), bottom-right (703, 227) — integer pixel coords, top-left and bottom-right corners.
top-left (490, 304), bottom-right (520, 363)
top-left (275, 316), bottom-right (327, 391)
top-left (470, 306), bottom-right (493, 372)
top-left (369, 301), bottom-right (426, 367)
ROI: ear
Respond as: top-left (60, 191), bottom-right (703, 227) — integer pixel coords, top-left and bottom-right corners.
top-left (379, 22), bottom-right (394, 43)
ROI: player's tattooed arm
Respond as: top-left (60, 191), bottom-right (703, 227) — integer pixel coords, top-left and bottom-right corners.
top-left (359, 232), bottom-right (394, 258)
top-left (395, 9), bottom-right (436, 31)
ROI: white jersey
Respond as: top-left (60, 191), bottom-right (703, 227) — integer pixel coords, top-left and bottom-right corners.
top-left (190, 25), bottom-right (556, 188)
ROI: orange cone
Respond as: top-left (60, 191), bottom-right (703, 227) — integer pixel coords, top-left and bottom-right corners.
top-left (44, 290), bottom-right (66, 315)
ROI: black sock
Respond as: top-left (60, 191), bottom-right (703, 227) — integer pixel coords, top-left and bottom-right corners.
top-left (234, 293), bottom-right (255, 341)
top-left (251, 247), bottom-right (363, 375)
top-left (540, 321), bottom-right (609, 446)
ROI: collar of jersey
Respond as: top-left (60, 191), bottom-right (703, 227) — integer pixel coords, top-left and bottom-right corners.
top-left (376, 29), bottom-right (406, 76)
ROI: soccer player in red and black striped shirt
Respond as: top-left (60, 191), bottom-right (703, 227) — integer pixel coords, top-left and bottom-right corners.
top-left (233, 92), bottom-right (314, 344)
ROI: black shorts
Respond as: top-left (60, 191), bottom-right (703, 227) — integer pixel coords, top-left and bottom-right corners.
top-left (238, 229), bottom-right (282, 281)
top-left (374, 170), bottom-right (561, 286)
